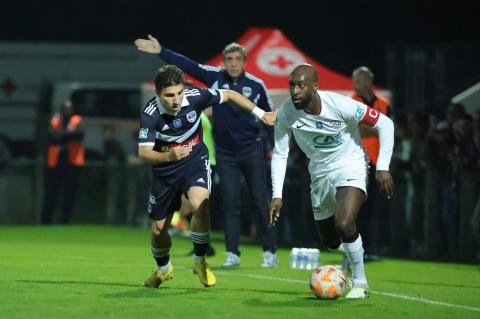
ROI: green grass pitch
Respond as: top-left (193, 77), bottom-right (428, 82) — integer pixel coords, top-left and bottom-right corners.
top-left (0, 225), bottom-right (479, 319)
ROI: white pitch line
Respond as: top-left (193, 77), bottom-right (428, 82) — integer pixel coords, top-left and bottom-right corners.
top-left (55, 257), bottom-right (480, 313)
top-left (215, 271), bottom-right (480, 313)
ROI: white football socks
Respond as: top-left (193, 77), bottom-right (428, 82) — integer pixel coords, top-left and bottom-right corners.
top-left (157, 261), bottom-right (171, 273)
top-left (342, 234), bottom-right (368, 287)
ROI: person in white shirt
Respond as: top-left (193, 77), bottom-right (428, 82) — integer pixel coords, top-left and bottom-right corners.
top-left (269, 64), bottom-right (394, 299)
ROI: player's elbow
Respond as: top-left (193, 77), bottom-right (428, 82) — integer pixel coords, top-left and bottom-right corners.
top-left (138, 148), bottom-right (151, 163)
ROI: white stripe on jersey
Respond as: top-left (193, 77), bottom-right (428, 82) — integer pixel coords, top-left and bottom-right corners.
top-left (138, 142), bottom-right (155, 146)
top-left (156, 116), bottom-right (201, 143)
top-left (199, 64), bottom-right (222, 72)
top-left (184, 88), bottom-right (200, 97)
top-left (144, 100), bottom-right (157, 115)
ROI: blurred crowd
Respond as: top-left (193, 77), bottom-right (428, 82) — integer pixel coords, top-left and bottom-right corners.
top-left (389, 103), bottom-right (480, 261)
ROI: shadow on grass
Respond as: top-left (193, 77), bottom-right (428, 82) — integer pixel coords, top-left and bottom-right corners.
top-left (18, 279), bottom-right (139, 288)
top-left (101, 286), bottom-right (306, 299)
top-left (17, 279), bottom-right (373, 306)
top-left (381, 279), bottom-right (480, 290)
top-left (242, 297), bottom-right (373, 308)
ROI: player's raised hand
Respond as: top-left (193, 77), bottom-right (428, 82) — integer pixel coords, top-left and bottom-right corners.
top-left (168, 145), bottom-right (192, 161)
top-left (376, 170), bottom-right (394, 199)
top-left (269, 198), bottom-right (283, 226)
top-left (261, 111), bottom-right (277, 126)
top-left (134, 34), bottom-right (162, 54)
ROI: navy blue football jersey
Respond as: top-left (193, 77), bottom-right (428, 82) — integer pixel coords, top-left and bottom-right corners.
top-left (138, 87), bottom-right (223, 175)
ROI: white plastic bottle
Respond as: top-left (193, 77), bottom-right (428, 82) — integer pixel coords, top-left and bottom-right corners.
top-left (290, 248), bottom-right (299, 269)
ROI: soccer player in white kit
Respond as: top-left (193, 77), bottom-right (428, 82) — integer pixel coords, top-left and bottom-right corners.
top-left (269, 64), bottom-right (394, 299)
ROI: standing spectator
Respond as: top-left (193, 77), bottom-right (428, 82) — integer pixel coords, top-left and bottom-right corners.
top-left (407, 112), bottom-right (429, 254)
top-left (41, 100), bottom-right (84, 224)
top-left (351, 66), bottom-right (391, 259)
top-left (102, 125), bottom-right (127, 224)
top-left (0, 134), bottom-right (12, 217)
top-left (135, 35), bottom-right (278, 268)
top-left (450, 114), bottom-right (477, 259)
top-left (471, 112), bottom-right (480, 261)
top-left (0, 134), bottom-right (11, 169)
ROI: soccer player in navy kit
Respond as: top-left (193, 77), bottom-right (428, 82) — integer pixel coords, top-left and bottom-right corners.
top-left (135, 35), bottom-right (278, 268)
top-left (140, 65), bottom-right (275, 288)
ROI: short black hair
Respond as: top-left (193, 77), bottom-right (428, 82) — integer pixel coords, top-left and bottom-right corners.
top-left (154, 65), bottom-right (184, 92)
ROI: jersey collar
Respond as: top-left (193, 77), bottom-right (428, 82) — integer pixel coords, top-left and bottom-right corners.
top-left (155, 95), bottom-right (190, 115)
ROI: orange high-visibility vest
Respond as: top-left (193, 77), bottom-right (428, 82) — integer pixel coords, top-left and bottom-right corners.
top-left (352, 94), bottom-right (390, 166)
top-left (47, 114), bottom-right (85, 167)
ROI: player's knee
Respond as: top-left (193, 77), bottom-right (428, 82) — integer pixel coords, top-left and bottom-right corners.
top-left (151, 222), bottom-right (165, 237)
top-left (190, 197), bottom-right (209, 212)
top-left (335, 217), bottom-right (355, 237)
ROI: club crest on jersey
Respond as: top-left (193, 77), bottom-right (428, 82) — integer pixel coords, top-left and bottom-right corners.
top-left (186, 111), bottom-right (197, 123)
top-left (242, 87), bottom-right (252, 98)
top-left (222, 83), bottom-right (230, 89)
top-left (173, 119), bottom-right (182, 128)
top-left (316, 121), bottom-right (323, 129)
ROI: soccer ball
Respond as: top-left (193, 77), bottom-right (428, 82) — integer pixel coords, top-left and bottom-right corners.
top-left (309, 265), bottom-right (346, 299)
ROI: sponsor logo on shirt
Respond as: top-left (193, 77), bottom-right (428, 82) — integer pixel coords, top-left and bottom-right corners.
top-left (139, 128), bottom-right (148, 139)
top-left (167, 134), bottom-right (201, 149)
top-left (355, 107), bottom-right (365, 120)
top-left (312, 135), bottom-right (342, 148)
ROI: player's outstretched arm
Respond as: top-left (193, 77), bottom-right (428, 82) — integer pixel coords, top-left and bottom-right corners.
top-left (134, 34), bottom-right (162, 54)
top-left (269, 198), bottom-right (283, 226)
top-left (221, 89), bottom-right (276, 126)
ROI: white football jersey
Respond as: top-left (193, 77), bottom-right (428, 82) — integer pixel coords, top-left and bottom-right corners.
top-left (275, 91), bottom-right (368, 172)
top-left (271, 90), bottom-right (393, 198)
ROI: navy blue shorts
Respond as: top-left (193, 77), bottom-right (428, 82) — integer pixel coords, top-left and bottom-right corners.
top-left (148, 155), bottom-right (211, 220)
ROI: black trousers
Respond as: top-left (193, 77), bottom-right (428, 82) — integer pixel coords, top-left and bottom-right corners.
top-left (41, 164), bottom-right (80, 224)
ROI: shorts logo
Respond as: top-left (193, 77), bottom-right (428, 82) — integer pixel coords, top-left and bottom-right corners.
top-left (149, 194), bottom-right (156, 204)
top-left (355, 107), bottom-right (365, 120)
top-left (173, 119), bottom-right (182, 128)
top-left (312, 206), bottom-right (321, 213)
top-left (186, 111), bottom-right (197, 123)
top-left (196, 178), bottom-right (205, 184)
top-left (316, 121), bottom-right (323, 129)
top-left (139, 128), bottom-right (148, 139)
top-left (242, 87), bottom-right (252, 98)
top-left (148, 194), bottom-right (156, 214)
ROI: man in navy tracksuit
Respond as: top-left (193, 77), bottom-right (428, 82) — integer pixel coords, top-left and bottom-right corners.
top-left (135, 34), bottom-right (278, 268)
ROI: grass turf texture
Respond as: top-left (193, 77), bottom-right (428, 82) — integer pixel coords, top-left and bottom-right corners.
top-left (0, 225), bottom-right (479, 319)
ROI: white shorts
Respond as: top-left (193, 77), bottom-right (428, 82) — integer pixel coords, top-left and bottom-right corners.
top-left (310, 163), bottom-right (368, 221)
